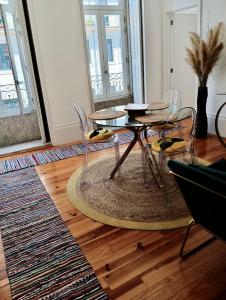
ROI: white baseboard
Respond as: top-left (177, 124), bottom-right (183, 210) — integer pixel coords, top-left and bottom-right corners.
top-left (208, 113), bottom-right (226, 137)
top-left (51, 114), bottom-right (226, 145)
top-left (207, 113), bottom-right (216, 135)
top-left (52, 122), bottom-right (82, 145)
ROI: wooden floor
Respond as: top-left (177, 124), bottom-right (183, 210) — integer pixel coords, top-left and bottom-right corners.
top-left (1, 133), bottom-right (226, 300)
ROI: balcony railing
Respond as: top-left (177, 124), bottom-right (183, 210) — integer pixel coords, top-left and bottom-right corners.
top-left (0, 83), bottom-right (18, 101)
top-left (0, 83), bottom-right (27, 101)
top-left (91, 75), bottom-right (103, 96)
top-left (109, 72), bottom-right (124, 93)
top-left (91, 72), bottom-right (124, 97)
top-left (0, 83), bottom-right (27, 117)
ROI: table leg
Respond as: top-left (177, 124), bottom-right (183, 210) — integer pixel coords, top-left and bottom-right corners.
top-left (137, 133), bottom-right (164, 189)
top-left (110, 130), bottom-right (138, 179)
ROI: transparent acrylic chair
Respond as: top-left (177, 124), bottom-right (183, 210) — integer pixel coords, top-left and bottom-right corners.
top-left (162, 89), bottom-right (182, 114)
top-left (146, 107), bottom-right (197, 175)
top-left (143, 89), bottom-right (182, 171)
top-left (73, 103), bottom-right (120, 176)
top-left (145, 89), bottom-right (182, 141)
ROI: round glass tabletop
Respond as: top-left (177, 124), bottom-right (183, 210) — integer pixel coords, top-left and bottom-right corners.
top-left (89, 105), bottom-right (170, 128)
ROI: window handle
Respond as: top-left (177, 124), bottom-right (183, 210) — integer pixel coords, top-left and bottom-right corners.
top-left (15, 80), bottom-right (24, 85)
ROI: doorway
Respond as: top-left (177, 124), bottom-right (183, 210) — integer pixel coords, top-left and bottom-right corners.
top-left (0, 1), bottom-right (44, 151)
top-left (164, 5), bottom-right (200, 107)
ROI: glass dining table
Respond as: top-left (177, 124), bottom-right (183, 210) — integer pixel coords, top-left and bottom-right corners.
top-left (88, 104), bottom-right (170, 184)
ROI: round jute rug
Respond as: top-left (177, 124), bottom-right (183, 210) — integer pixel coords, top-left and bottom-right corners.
top-left (66, 152), bottom-right (203, 230)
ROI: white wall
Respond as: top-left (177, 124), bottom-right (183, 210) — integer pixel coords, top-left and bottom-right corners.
top-left (163, 0), bottom-right (226, 136)
top-left (30, 0), bottom-right (215, 144)
top-left (142, 0), bottom-right (199, 104)
top-left (201, 0), bottom-right (226, 135)
top-left (162, 0), bottom-right (200, 107)
top-left (27, 0), bottom-right (226, 144)
top-left (27, 0), bottom-right (91, 145)
top-left (142, 0), bottom-right (163, 103)
top-left (27, 0), bottom-right (166, 144)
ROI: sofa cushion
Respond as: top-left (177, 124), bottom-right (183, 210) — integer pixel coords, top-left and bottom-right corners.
top-left (189, 158), bottom-right (226, 181)
top-left (208, 158), bottom-right (226, 172)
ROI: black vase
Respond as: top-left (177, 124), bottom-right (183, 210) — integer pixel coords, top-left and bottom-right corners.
top-left (195, 86), bottom-right (208, 138)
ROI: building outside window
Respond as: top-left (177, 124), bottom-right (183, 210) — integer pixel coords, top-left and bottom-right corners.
top-left (106, 38), bottom-right (113, 62)
top-left (0, 43), bottom-right (11, 70)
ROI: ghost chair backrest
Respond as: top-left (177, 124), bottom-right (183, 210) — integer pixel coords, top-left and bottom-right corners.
top-left (168, 106), bottom-right (196, 144)
top-left (73, 103), bottom-right (90, 142)
top-left (162, 89), bottom-right (182, 114)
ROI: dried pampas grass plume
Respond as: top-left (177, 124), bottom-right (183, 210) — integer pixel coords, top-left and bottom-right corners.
top-left (186, 22), bottom-right (224, 87)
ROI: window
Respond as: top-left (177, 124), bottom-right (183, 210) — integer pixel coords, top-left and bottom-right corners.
top-left (82, 1), bottom-right (129, 101)
top-left (106, 39), bottom-right (113, 62)
top-left (0, 5), bottom-right (34, 117)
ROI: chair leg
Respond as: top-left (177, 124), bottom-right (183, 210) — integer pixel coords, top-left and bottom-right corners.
top-left (83, 143), bottom-right (89, 173)
top-left (159, 150), bottom-right (166, 175)
top-left (80, 143), bottom-right (90, 185)
top-left (141, 151), bottom-right (148, 185)
top-left (180, 219), bottom-right (194, 257)
top-left (180, 219), bottom-right (216, 258)
top-left (191, 149), bottom-right (197, 165)
top-left (113, 139), bottom-right (121, 176)
top-left (145, 149), bottom-right (165, 189)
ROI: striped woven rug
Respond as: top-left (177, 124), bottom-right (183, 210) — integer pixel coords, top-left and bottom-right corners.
top-left (0, 130), bottom-right (156, 174)
top-left (0, 167), bottom-right (108, 299)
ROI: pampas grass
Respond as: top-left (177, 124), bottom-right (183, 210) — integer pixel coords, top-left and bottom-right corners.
top-left (186, 22), bottom-right (224, 87)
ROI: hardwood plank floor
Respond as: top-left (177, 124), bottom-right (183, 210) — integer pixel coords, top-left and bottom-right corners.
top-left (1, 132), bottom-right (226, 300)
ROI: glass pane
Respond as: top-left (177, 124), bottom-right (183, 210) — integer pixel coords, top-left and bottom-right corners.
top-left (83, 0), bottom-right (119, 5)
top-left (84, 15), bottom-right (103, 97)
top-left (0, 8), bottom-right (20, 117)
top-left (5, 11), bottom-right (29, 110)
top-left (104, 15), bottom-right (124, 94)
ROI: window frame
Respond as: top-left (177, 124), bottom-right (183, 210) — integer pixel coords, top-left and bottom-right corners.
top-left (82, 2), bottom-right (130, 102)
top-left (83, 0), bottom-right (124, 11)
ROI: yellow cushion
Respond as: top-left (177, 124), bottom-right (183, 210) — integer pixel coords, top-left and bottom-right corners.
top-left (85, 128), bottom-right (114, 141)
top-left (151, 137), bottom-right (187, 153)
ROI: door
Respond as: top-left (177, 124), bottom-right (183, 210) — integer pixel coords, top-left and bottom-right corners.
top-left (169, 9), bottom-right (198, 107)
top-left (100, 11), bottom-right (129, 98)
top-left (1, 4), bottom-right (34, 114)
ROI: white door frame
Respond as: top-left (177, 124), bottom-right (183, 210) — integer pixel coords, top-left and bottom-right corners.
top-left (163, 1), bottom-right (202, 96)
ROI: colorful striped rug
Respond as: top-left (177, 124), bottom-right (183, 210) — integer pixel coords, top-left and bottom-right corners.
top-left (0, 130), bottom-right (156, 174)
top-left (0, 167), bottom-right (108, 299)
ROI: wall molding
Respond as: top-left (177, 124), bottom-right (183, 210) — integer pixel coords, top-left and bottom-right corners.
top-left (52, 122), bottom-right (81, 145)
top-left (208, 112), bottom-right (226, 136)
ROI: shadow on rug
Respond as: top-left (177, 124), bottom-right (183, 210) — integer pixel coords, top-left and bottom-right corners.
top-left (66, 152), bottom-right (199, 230)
